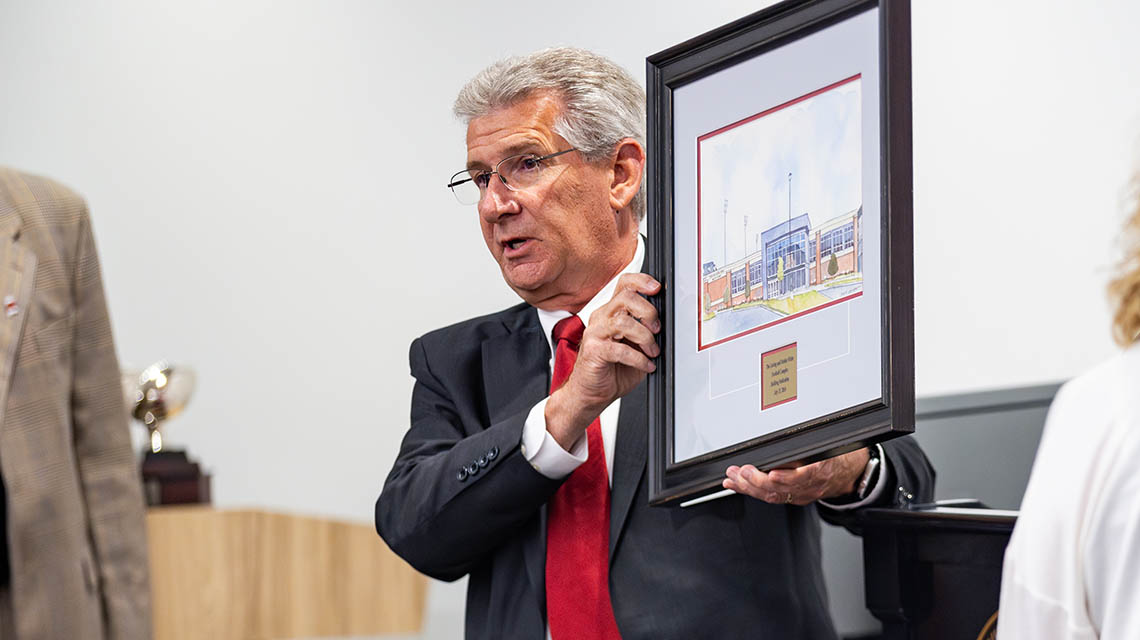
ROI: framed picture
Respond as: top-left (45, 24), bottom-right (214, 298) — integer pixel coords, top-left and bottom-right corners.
top-left (646, 0), bottom-right (914, 505)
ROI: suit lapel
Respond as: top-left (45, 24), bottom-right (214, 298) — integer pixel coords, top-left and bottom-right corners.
top-left (0, 216), bottom-right (34, 430)
top-left (608, 255), bottom-right (653, 561)
top-left (479, 306), bottom-right (551, 615)
top-left (481, 306), bottom-right (549, 427)
top-left (609, 379), bottom-right (647, 563)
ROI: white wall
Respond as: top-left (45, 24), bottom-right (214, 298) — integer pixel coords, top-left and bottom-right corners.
top-left (1, 0), bottom-right (1137, 528)
top-left (912, 1), bottom-right (1140, 395)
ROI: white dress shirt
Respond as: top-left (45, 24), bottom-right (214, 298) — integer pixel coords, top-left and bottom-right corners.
top-left (520, 237), bottom-right (644, 486)
top-left (998, 344), bottom-right (1140, 639)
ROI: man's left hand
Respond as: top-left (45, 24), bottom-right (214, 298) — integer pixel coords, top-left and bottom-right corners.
top-left (722, 448), bottom-right (871, 506)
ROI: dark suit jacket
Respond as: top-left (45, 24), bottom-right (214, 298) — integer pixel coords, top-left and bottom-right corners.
top-left (376, 301), bottom-right (934, 639)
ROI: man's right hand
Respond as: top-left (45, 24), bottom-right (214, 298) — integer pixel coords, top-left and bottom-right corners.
top-left (545, 273), bottom-right (661, 450)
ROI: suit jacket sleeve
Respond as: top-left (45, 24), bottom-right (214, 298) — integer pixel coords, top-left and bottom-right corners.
top-left (879, 435), bottom-right (936, 506)
top-left (69, 210), bottom-right (153, 639)
top-left (376, 333), bottom-right (561, 581)
top-left (819, 435), bottom-right (936, 531)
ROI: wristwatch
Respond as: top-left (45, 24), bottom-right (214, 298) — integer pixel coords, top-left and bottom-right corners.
top-left (855, 445), bottom-right (882, 499)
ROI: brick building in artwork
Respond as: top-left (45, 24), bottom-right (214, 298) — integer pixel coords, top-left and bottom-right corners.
top-left (703, 206), bottom-right (862, 315)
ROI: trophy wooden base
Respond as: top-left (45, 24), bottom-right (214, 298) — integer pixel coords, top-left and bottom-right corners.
top-left (142, 450), bottom-right (211, 506)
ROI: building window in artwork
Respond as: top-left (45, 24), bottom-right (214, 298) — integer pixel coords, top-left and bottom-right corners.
top-left (731, 268), bottom-right (747, 295)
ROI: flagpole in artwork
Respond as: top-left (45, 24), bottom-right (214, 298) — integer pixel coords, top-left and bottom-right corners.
top-left (723, 198), bottom-right (728, 270)
top-left (787, 172), bottom-right (792, 234)
top-left (785, 172), bottom-right (792, 296)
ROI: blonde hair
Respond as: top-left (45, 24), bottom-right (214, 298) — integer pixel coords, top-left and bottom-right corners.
top-left (1109, 178), bottom-right (1140, 346)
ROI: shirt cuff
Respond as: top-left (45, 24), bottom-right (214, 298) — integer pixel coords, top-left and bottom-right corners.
top-left (520, 398), bottom-right (587, 479)
top-left (818, 444), bottom-right (890, 511)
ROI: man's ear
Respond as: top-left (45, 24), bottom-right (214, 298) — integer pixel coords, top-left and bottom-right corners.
top-left (608, 138), bottom-right (645, 212)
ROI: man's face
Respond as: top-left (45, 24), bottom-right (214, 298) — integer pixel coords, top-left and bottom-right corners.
top-left (465, 92), bottom-right (627, 311)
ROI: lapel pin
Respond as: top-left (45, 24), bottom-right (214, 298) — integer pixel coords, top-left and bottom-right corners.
top-left (4, 295), bottom-right (18, 317)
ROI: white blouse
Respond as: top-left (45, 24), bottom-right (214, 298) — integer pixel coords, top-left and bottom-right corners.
top-left (998, 344), bottom-right (1140, 639)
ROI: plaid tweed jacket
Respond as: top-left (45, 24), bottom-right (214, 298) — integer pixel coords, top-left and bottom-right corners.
top-left (0, 168), bottom-right (151, 639)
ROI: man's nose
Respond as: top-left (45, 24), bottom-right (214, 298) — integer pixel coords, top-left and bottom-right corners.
top-left (478, 176), bottom-right (520, 223)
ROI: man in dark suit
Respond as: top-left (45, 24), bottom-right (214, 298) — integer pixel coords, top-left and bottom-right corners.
top-left (376, 47), bottom-right (933, 639)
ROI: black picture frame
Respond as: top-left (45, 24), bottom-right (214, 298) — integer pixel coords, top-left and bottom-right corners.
top-left (646, 0), bottom-right (914, 506)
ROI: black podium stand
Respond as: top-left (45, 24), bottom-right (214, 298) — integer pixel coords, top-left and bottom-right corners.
top-left (859, 503), bottom-right (1016, 640)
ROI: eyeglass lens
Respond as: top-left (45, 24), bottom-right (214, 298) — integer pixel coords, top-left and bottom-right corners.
top-left (448, 152), bottom-right (563, 205)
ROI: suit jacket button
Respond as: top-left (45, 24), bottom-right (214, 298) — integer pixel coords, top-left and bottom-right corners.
top-left (457, 468), bottom-right (468, 482)
top-left (476, 456), bottom-right (488, 468)
top-left (487, 446), bottom-right (499, 461)
top-left (467, 463), bottom-right (479, 476)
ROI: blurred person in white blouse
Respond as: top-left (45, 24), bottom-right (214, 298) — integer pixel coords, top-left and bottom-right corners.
top-left (998, 177), bottom-right (1140, 639)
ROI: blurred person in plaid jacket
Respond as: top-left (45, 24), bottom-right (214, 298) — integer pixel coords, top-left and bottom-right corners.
top-left (0, 167), bottom-right (151, 639)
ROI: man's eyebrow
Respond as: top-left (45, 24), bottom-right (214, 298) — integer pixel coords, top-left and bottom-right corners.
top-left (466, 142), bottom-right (545, 171)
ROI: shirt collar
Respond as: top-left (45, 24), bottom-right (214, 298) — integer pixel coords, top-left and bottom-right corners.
top-left (536, 235), bottom-right (645, 357)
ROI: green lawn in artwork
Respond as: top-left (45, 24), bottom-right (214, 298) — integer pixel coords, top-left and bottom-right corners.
top-left (759, 289), bottom-right (832, 316)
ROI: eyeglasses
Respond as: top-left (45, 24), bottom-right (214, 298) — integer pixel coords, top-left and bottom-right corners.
top-left (447, 148), bottom-right (578, 205)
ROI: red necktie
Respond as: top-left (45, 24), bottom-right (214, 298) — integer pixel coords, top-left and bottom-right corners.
top-left (545, 315), bottom-right (622, 639)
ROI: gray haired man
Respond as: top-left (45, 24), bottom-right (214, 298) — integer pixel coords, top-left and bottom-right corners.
top-left (376, 47), bottom-right (933, 639)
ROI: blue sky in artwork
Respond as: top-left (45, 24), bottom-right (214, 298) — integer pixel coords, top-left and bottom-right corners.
top-left (699, 78), bottom-right (861, 268)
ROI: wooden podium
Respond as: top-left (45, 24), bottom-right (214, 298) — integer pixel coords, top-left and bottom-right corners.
top-left (146, 507), bottom-right (427, 640)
